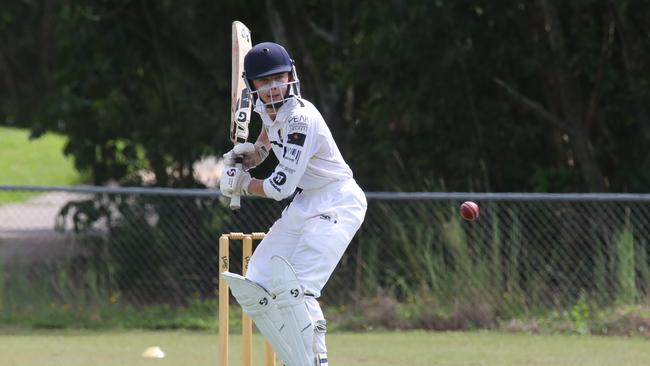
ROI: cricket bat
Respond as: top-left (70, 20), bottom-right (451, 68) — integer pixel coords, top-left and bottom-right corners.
top-left (229, 21), bottom-right (253, 209)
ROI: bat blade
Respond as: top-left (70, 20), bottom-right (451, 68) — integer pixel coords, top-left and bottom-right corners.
top-left (229, 21), bottom-right (253, 210)
top-left (231, 21), bottom-right (252, 145)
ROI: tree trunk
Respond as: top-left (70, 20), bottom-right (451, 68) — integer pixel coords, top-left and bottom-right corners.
top-left (612, 1), bottom-right (650, 142)
top-left (538, 0), bottom-right (606, 191)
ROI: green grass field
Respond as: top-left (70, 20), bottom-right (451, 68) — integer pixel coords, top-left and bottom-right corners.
top-left (0, 330), bottom-right (648, 366)
top-left (0, 126), bottom-right (83, 203)
top-left (0, 126), bottom-right (82, 186)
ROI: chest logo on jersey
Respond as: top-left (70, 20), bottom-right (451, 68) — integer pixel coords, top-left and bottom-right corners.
top-left (288, 115), bottom-right (307, 124)
top-left (287, 132), bottom-right (306, 146)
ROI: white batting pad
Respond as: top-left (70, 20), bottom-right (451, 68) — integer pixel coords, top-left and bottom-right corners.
top-left (270, 256), bottom-right (315, 366)
top-left (221, 272), bottom-right (295, 365)
top-left (316, 352), bottom-right (329, 366)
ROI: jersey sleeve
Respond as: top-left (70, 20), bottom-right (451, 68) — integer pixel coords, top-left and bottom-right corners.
top-left (263, 113), bottom-right (315, 200)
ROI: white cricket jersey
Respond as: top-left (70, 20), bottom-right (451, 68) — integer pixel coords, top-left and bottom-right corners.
top-left (246, 97), bottom-right (367, 358)
top-left (255, 97), bottom-right (353, 201)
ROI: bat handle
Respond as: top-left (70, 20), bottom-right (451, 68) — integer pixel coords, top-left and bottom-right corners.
top-left (229, 158), bottom-right (244, 210)
top-left (230, 193), bottom-right (241, 210)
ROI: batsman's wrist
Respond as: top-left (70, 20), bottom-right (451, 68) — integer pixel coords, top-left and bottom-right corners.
top-left (241, 175), bottom-right (253, 196)
top-left (246, 179), bottom-right (267, 198)
top-left (254, 141), bottom-right (269, 162)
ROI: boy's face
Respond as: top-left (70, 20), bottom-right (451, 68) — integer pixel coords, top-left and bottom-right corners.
top-left (252, 73), bottom-right (290, 104)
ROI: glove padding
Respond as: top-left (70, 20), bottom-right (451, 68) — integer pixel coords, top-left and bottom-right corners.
top-left (220, 165), bottom-right (252, 197)
top-left (223, 142), bottom-right (269, 171)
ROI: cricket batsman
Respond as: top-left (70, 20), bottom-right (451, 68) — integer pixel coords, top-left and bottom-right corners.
top-left (220, 42), bottom-right (367, 366)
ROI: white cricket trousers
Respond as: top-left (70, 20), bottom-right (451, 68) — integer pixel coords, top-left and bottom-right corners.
top-left (246, 178), bottom-right (367, 354)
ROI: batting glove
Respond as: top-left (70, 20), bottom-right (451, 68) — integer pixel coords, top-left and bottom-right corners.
top-left (223, 142), bottom-right (269, 170)
top-left (219, 166), bottom-right (252, 197)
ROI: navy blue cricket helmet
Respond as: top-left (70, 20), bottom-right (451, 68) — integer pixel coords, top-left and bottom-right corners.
top-left (244, 42), bottom-right (293, 81)
top-left (243, 42), bottom-right (301, 110)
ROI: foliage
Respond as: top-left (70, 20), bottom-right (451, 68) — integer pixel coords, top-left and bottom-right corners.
top-left (52, 193), bottom-right (234, 305)
top-left (3, 197), bottom-right (650, 335)
top-left (326, 199), bottom-right (650, 332)
top-left (1, 1), bottom-right (264, 185)
top-left (0, 254), bottom-right (228, 330)
top-left (3, 0), bottom-right (650, 340)
top-left (1, 1), bottom-right (650, 191)
top-left (0, 298), bottom-right (220, 330)
top-left (615, 221), bottom-right (637, 304)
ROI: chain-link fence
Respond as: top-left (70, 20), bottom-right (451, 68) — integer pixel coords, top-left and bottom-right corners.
top-left (1, 186), bottom-right (650, 330)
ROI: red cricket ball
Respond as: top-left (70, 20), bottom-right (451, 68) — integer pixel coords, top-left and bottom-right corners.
top-left (460, 201), bottom-right (480, 221)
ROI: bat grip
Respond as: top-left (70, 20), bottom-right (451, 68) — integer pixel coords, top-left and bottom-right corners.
top-left (229, 157), bottom-right (244, 210)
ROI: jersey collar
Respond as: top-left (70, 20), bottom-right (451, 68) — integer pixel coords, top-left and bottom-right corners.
top-left (255, 97), bottom-right (300, 126)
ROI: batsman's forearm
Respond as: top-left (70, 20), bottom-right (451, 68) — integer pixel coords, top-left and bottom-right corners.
top-left (246, 179), bottom-right (268, 198)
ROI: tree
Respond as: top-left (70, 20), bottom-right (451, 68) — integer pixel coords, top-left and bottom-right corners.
top-left (2, 0), bottom-right (650, 192)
